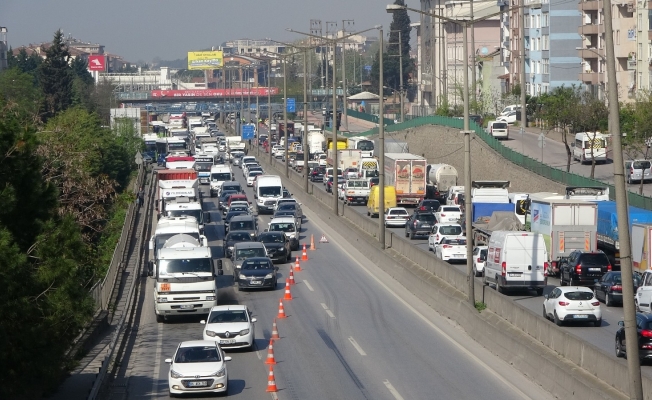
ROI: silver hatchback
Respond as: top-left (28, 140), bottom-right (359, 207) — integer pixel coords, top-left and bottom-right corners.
top-left (625, 160), bottom-right (651, 184)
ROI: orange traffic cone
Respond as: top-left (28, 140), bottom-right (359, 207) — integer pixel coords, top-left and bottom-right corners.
top-left (283, 278), bottom-right (293, 300)
top-left (310, 234), bottom-right (316, 250)
top-left (301, 244), bottom-right (308, 261)
top-left (289, 266), bottom-right (296, 285)
top-left (266, 365), bottom-right (278, 392)
top-left (277, 299), bottom-right (287, 319)
top-left (294, 256), bottom-right (302, 272)
top-left (265, 339), bottom-right (276, 365)
top-left (271, 319), bottom-right (280, 340)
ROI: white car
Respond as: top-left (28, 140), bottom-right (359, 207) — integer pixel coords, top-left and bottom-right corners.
top-left (384, 207), bottom-right (410, 227)
top-left (272, 145), bottom-right (284, 158)
top-left (543, 286), bottom-right (602, 327)
top-left (472, 246), bottom-right (488, 277)
top-left (247, 171), bottom-right (263, 186)
top-left (166, 340), bottom-right (231, 396)
top-left (428, 223), bottom-right (464, 250)
top-left (434, 237), bottom-right (467, 262)
top-left (497, 111), bottom-right (518, 124)
top-left (242, 162), bottom-right (259, 176)
top-left (434, 205), bottom-right (462, 223)
top-left (201, 305), bottom-right (257, 350)
top-left (218, 143), bottom-right (226, 152)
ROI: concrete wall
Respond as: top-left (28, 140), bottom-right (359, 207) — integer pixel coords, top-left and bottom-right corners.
top-left (257, 153), bottom-right (651, 400)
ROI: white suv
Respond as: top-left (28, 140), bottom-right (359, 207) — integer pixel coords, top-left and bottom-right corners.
top-left (428, 223), bottom-right (464, 251)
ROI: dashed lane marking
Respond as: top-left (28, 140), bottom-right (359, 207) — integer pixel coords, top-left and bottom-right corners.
top-left (383, 380), bottom-right (405, 400)
top-left (348, 336), bottom-right (367, 356)
top-left (303, 279), bottom-right (314, 292)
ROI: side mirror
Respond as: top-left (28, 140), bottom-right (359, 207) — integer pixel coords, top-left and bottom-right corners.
top-left (148, 238), bottom-right (154, 251)
top-left (165, 358), bottom-right (172, 364)
top-left (618, 321), bottom-right (625, 327)
top-left (200, 320), bottom-right (206, 325)
top-left (204, 212), bottom-right (211, 223)
top-left (544, 294), bottom-right (549, 299)
top-left (148, 261), bottom-right (154, 277)
top-left (224, 356), bottom-right (232, 362)
top-left (201, 236), bottom-right (208, 247)
top-left (251, 317), bottom-right (257, 323)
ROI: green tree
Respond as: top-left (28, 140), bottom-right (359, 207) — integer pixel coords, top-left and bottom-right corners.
top-left (39, 30), bottom-right (74, 120)
top-left (539, 86), bottom-right (580, 172)
top-left (0, 68), bottom-right (43, 124)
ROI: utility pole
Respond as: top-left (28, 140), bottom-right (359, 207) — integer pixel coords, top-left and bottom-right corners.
top-left (311, 19), bottom-right (322, 111)
top-left (239, 67), bottom-right (244, 137)
top-left (342, 19), bottom-right (354, 130)
top-left (268, 61), bottom-right (272, 165)
top-left (603, 0), bottom-right (643, 397)
top-left (303, 48), bottom-right (309, 193)
top-left (283, 58), bottom-right (289, 177)
top-left (389, 30), bottom-right (405, 122)
top-left (379, 28), bottom-right (386, 248)
top-left (519, 0), bottom-right (527, 134)
top-left (462, 21), bottom-right (474, 307)
top-left (331, 37), bottom-right (339, 216)
top-left (326, 22), bottom-right (337, 99)
top-left (470, 0), bottom-right (477, 112)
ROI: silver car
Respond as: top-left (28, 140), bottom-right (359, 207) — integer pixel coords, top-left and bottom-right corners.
top-left (625, 160), bottom-right (651, 184)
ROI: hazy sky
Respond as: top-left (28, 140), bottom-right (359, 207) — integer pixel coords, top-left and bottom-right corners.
top-left (2, 0), bottom-right (400, 63)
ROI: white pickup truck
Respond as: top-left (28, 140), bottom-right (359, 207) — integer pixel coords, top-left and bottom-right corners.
top-left (338, 179), bottom-right (370, 205)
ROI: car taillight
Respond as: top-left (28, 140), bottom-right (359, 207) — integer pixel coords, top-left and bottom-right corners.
top-left (558, 301), bottom-right (570, 306)
top-left (414, 221), bottom-right (418, 227)
top-left (575, 264), bottom-right (582, 274)
top-left (611, 285), bottom-right (622, 292)
top-left (420, 206), bottom-right (426, 210)
top-left (552, 260), bottom-right (557, 268)
top-left (477, 257), bottom-right (482, 263)
top-left (440, 213), bottom-right (446, 217)
top-left (641, 330), bottom-right (652, 338)
top-left (443, 245), bottom-right (452, 248)
top-left (501, 261), bottom-right (506, 276)
top-left (591, 301), bottom-right (600, 306)
top-left (607, 264), bottom-right (612, 271)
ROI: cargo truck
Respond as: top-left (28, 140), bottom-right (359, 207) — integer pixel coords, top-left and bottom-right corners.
top-left (528, 196), bottom-right (598, 277)
top-left (472, 211), bottom-right (524, 246)
top-left (346, 136), bottom-right (375, 157)
top-left (148, 216), bottom-right (207, 264)
top-left (597, 201), bottom-right (652, 267)
top-left (327, 149), bottom-right (362, 171)
top-left (193, 156), bottom-right (214, 185)
top-left (632, 223), bottom-right (652, 274)
top-left (384, 153), bottom-right (427, 205)
top-left (148, 233), bottom-right (221, 322)
top-left (471, 180), bottom-right (510, 203)
top-left (373, 138), bottom-right (408, 157)
top-left (307, 131), bottom-right (326, 155)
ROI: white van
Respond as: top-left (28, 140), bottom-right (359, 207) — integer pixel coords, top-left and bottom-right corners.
top-left (255, 175), bottom-right (283, 214)
top-left (573, 132), bottom-right (607, 164)
top-left (484, 231), bottom-right (547, 295)
top-left (487, 121), bottom-right (509, 139)
top-left (209, 165), bottom-right (233, 197)
top-left (446, 186), bottom-right (465, 206)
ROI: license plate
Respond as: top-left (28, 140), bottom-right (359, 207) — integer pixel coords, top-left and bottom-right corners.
top-left (220, 339), bottom-right (237, 344)
top-left (251, 280), bottom-right (262, 285)
top-left (589, 268), bottom-right (601, 272)
top-left (160, 283), bottom-right (171, 292)
top-left (421, 224), bottom-right (430, 228)
top-left (574, 314), bottom-right (589, 319)
top-left (455, 254), bottom-right (464, 258)
top-left (180, 304), bottom-right (193, 309)
top-left (187, 381), bottom-right (208, 387)
top-left (508, 273), bottom-right (521, 277)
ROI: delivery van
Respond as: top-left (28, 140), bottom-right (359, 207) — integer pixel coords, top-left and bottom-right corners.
top-left (367, 186), bottom-right (397, 218)
top-left (484, 231), bottom-right (547, 295)
top-left (573, 132), bottom-right (607, 164)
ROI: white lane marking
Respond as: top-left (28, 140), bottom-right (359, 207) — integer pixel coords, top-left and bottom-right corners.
top-left (321, 302), bottom-right (336, 319)
top-left (329, 230), bottom-right (532, 400)
top-left (383, 380), bottom-right (405, 400)
top-left (303, 279), bottom-right (314, 292)
top-left (270, 392), bottom-right (279, 400)
top-left (348, 336), bottom-right (367, 356)
top-left (151, 321), bottom-right (163, 398)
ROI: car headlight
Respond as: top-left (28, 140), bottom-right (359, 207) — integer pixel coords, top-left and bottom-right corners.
top-left (228, 246), bottom-right (234, 250)
top-left (239, 274), bottom-right (247, 280)
top-left (170, 369), bottom-right (183, 378)
top-left (265, 273), bottom-right (274, 279)
top-left (205, 330), bottom-right (217, 337)
top-left (157, 297), bottom-right (168, 303)
top-left (206, 295), bottom-right (216, 301)
top-left (210, 366), bottom-right (227, 378)
top-left (250, 233), bottom-right (255, 237)
top-left (239, 328), bottom-right (250, 335)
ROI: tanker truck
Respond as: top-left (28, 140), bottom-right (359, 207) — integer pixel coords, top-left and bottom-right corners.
top-left (426, 164), bottom-right (458, 203)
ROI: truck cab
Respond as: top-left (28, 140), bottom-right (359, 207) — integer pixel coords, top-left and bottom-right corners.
top-left (636, 271), bottom-right (652, 313)
top-left (164, 197), bottom-right (210, 233)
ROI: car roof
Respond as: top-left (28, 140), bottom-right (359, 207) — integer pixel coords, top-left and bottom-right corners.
top-left (179, 340), bottom-right (219, 348)
top-left (231, 215), bottom-right (255, 221)
top-left (234, 242), bottom-right (265, 249)
top-left (270, 217), bottom-right (296, 223)
top-left (209, 304), bottom-right (248, 312)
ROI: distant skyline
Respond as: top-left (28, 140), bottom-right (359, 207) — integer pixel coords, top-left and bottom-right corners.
top-left (2, 0), bottom-right (400, 63)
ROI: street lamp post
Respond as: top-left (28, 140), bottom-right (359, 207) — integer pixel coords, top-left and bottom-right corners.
top-left (389, 30), bottom-right (405, 123)
top-left (379, 28), bottom-right (386, 248)
top-left (342, 19), bottom-right (355, 131)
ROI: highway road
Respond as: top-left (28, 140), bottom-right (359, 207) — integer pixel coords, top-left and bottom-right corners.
top-left (112, 150), bottom-right (556, 400)
top-left (256, 124), bottom-right (652, 382)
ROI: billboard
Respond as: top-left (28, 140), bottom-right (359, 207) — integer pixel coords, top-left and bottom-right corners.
top-left (188, 51), bottom-right (223, 70)
top-left (150, 88), bottom-right (279, 98)
top-left (88, 55), bottom-right (106, 71)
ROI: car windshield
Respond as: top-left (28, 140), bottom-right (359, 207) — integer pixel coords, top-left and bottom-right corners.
top-left (364, 169), bottom-right (379, 177)
top-left (174, 346), bottom-right (221, 363)
top-left (357, 140), bottom-right (374, 151)
top-left (442, 207), bottom-right (460, 212)
top-left (270, 223), bottom-right (295, 232)
top-left (222, 184), bottom-right (241, 192)
top-left (443, 238), bottom-right (466, 245)
top-left (226, 211), bottom-right (247, 221)
top-left (416, 214), bottom-right (436, 223)
top-left (241, 260), bottom-right (273, 270)
top-left (230, 206), bottom-right (249, 212)
top-left (208, 310), bottom-right (249, 324)
top-left (389, 209), bottom-right (408, 215)
top-left (633, 161), bottom-right (651, 169)
top-left (563, 291), bottom-right (594, 301)
top-left (227, 232), bottom-right (252, 242)
top-left (423, 201), bottom-right (440, 208)
top-left (166, 210), bottom-right (201, 222)
top-left (211, 173), bottom-right (232, 181)
top-left (235, 248), bottom-right (267, 260)
top-left (493, 122), bottom-right (508, 129)
top-left (440, 226), bottom-right (463, 235)
top-left (159, 258), bottom-right (212, 274)
top-left (278, 203), bottom-right (297, 211)
top-left (260, 233), bottom-right (285, 243)
top-left (580, 254), bottom-right (609, 265)
top-left (259, 186), bottom-right (282, 197)
top-left (230, 221), bottom-right (254, 230)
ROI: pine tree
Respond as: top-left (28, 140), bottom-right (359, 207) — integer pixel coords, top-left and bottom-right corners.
top-left (39, 30), bottom-right (74, 121)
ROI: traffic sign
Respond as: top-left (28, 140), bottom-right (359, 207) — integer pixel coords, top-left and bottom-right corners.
top-left (286, 98), bottom-right (296, 113)
top-left (364, 65), bottom-right (372, 72)
top-left (242, 124), bottom-right (256, 140)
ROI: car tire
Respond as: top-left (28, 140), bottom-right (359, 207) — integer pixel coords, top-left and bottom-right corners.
top-left (482, 274), bottom-right (489, 286)
top-left (496, 276), bottom-right (503, 294)
top-left (156, 314), bottom-right (164, 323)
top-left (536, 288), bottom-right (544, 296)
top-left (409, 232), bottom-right (415, 240)
top-left (605, 293), bottom-right (613, 307)
top-left (569, 276), bottom-right (576, 287)
top-left (615, 337), bottom-right (625, 358)
top-left (405, 230), bottom-right (409, 238)
top-left (554, 311), bottom-right (563, 326)
top-left (594, 319), bottom-right (602, 327)
top-left (286, 253), bottom-right (291, 262)
top-left (169, 390), bottom-right (177, 398)
top-left (559, 273), bottom-right (566, 286)
top-left (237, 285), bottom-right (242, 292)
top-left (542, 305), bottom-right (548, 320)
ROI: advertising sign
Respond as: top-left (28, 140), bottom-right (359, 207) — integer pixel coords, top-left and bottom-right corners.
top-left (188, 51), bottom-right (224, 70)
top-left (151, 88), bottom-right (279, 98)
top-left (88, 55), bottom-right (106, 71)
top-left (395, 160), bottom-right (410, 195)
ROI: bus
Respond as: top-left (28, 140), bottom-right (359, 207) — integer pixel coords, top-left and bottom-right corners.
top-left (143, 133), bottom-right (158, 160)
top-left (156, 137), bottom-right (188, 162)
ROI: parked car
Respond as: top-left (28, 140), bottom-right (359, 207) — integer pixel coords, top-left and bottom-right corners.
top-left (405, 212), bottom-right (437, 240)
top-left (166, 341), bottom-right (231, 396)
top-left (559, 250), bottom-right (611, 286)
top-left (593, 271), bottom-right (641, 307)
top-left (416, 199), bottom-right (441, 213)
top-left (434, 237), bottom-right (467, 262)
top-left (543, 286), bottom-right (602, 327)
top-left (384, 207), bottom-right (410, 227)
top-left (473, 246), bottom-right (488, 277)
top-left (615, 313), bottom-right (652, 361)
top-left (235, 257), bottom-right (277, 291)
top-left (258, 231), bottom-right (292, 263)
top-left (200, 305), bottom-right (256, 350)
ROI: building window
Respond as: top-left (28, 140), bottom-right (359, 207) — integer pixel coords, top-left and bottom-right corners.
top-left (542, 59), bottom-right (549, 74)
top-left (542, 35), bottom-right (549, 50)
top-left (525, 14), bottom-right (530, 28)
top-left (543, 13), bottom-right (549, 27)
top-left (649, 10), bottom-right (652, 30)
top-left (526, 82), bottom-right (532, 94)
top-left (616, 30), bottom-right (620, 45)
